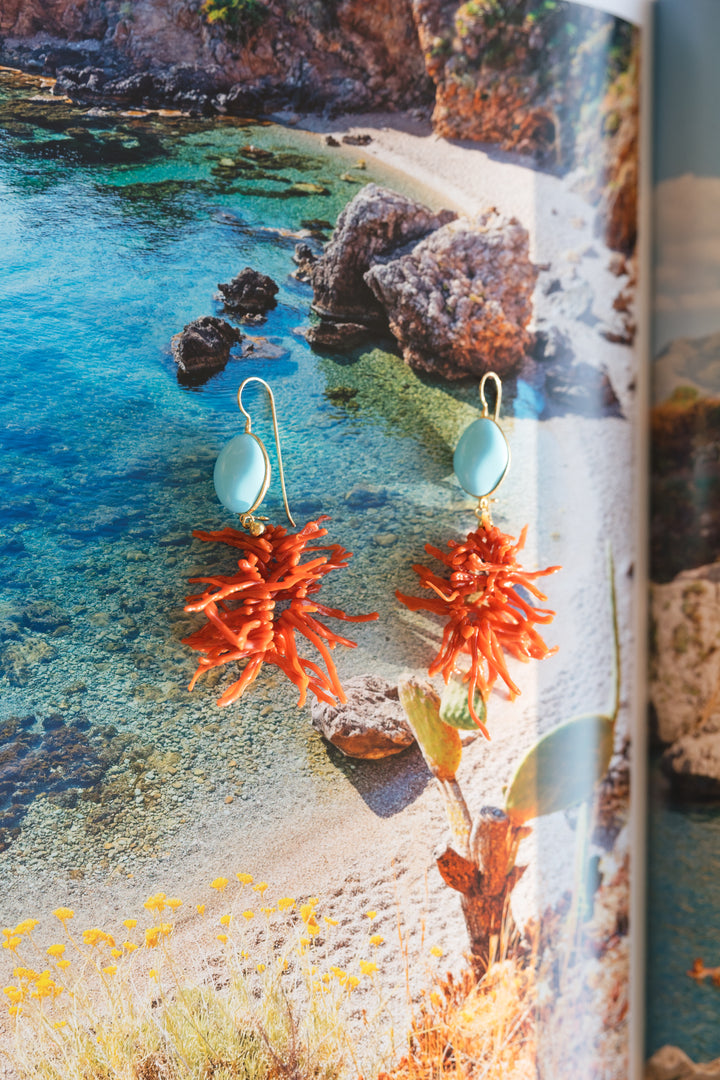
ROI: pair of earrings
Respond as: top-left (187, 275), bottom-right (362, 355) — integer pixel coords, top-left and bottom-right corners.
top-left (182, 374), bottom-right (559, 737)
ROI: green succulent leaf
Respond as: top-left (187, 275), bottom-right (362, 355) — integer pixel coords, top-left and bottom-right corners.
top-left (398, 678), bottom-right (462, 782)
top-left (504, 713), bottom-right (614, 825)
top-left (439, 679), bottom-right (486, 731)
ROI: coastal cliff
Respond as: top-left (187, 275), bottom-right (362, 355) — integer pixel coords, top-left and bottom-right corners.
top-left (0, 1), bottom-right (639, 254)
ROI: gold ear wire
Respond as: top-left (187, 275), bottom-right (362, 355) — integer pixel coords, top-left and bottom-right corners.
top-left (479, 371), bottom-right (502, 422)
top-left (237, 376), bottom-right (296, 528)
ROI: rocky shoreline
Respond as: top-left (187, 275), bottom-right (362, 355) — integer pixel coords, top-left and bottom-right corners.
top-left (0, 0), bottom-right (639, 261)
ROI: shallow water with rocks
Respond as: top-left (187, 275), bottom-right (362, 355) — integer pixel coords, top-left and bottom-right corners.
top-left (0, 70), bottom-right (496, 888)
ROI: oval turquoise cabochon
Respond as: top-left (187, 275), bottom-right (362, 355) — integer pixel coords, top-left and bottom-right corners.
top-left (213, 432), bottom-right (268, 514)
top-left (453, 417), bottom-right (509, 498)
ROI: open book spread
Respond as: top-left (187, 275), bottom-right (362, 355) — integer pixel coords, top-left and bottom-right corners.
top-left (0, 0), bottom-right (713, 1077)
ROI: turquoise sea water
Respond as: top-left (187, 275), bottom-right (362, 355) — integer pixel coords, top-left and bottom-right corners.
top-left (0, 72), bottom-right (491, 878)
top-left (646, 761), bottom-right (720, 1060)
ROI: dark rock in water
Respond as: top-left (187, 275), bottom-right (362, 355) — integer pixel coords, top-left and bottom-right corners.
top-left (324, 134), bottom-right (341, 147)
top-left (311, 675), bottom-right (414, 759)
top-left (218, 267), bottom-right (279, 318)
top-left (344, 485), bottom-right (389, 508)
top-left (171, 316), bottom-right (242, 385)
top-left (306, 320), bottom-right (373, 351)
top-left (662, 734), bottom-right (720, 801)
top-left (312, 183), bottom-right (456, 324)
top-left (365, 211), bottom-right (537, 379)
top-left (342, 133), bottom-right (373, 146)
top-left (292, 242), bottom-right (318, 283)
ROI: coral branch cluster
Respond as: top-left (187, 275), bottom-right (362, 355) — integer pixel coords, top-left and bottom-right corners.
top-left (397, 516), bottom-right (559, 730)
top-left (183, 517), bottom-right (377, 708)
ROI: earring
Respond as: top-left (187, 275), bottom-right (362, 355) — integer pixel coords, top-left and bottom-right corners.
top-left (396, 372), bottom-right (560, 738)
top-left (183, 376), bottom-right (378, 709)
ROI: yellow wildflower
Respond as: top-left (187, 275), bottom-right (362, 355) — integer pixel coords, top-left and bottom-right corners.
top-left (83, 929), bottom-right (115, 948)
top-left (57, 960), bottom-right (71, 970)
top-left (14, 920), bottom-right (39, 936)
top-left (277, 897), bottom-right (295, 912)
top-left (123, 942), bottom-right (138, 953)
top-left (242, 910), bottom-right (254, 921)
top-left (330, 966), bottom-right (347, 983)
top-left (143, 893), bottom-right (166, 914)
top-left (148, 969), bottom-right (159, 980)
top-left (53, 1021), bottom-right (67, 1030)
top-left (322, 972), bottom-right (330, 984)
top-left (8, 1006), bottom-right (21, 1017)
top-left (103, 966), bottom-right (117, 976)
top-left (12, 968), bottom-right (37, 980)
top-left (305, 916), bottom-right (320, 936)
top-left (365, 910), bottom-right (377, 920)
top-left (217, 934), bottom-right (228, 944)
top-left (430, 946), bottom-right (443, 958)
top-left (145, 927), bottom-right (161, 948)
top-left (166, 898), bottom-right (182, 911)
top-left (369, 934), bottom-right (384, 946)
top-left (257, 963), bottom-right (266, 973)
top-left (359, 960), bottom-right (377, 976)
top-left (123, 919), bottom-right (137, 930)
top-left (211, 877), bottom-right (229, 892)
top-left (300, 937), bottom-right (310, 947)
top-left (324, 917), bottom-right (339, 926)
top-left (111, 948), bottom-right (122, 959)
top-left (220, 914), bottom-right (232, 927)
top-left (236, 873), bottom-right (253, 885)
top-left (430, 991), bottom-right (443, 1009)
top-left (53, 908), bottom-right (74, 923)
top-left (346, 975), bottom-right (360, 990)
top-left (47, 944), bottom-right (65, 959)
top-left (252, 882), bottom-right (268, 895)
top-left (196, 904), bottom-right (206, 916)
top-left (3, 937), bottom-right (21, 953)
top-left (261, 906), bottom-right (275, 916)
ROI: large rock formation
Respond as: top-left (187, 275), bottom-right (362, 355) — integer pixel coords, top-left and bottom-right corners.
top-left (650, 563), bottom-right (720, 745)
top-left (311, 675), bottom-right (414, 759)
top-left (311, 183), bottom-right (456, 323)
top-left (0, 0), bottom-right (430, 115)
top-left (365, 211), bottom-right (536, 378)
top-left (412, 0), bottom-right (639, 255)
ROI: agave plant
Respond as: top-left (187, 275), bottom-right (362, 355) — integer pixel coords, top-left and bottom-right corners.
top-left (399, 553), bottom-right (620, 973)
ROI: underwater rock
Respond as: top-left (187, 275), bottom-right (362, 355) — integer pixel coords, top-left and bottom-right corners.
top-left (365, 211), bottom-right (537, 379)
top-left (650, 563), bottom-right (720, 745)
top-left (305, 320), bottom-right (373, 351)
top-left (645, 1045), bottom-right (720, 1080)
top-left (341, 133), bottom-right (373, 146)
top-left (311, 675), bottom-right (414, 759)
top-left (311, 183), bottom-right (456, 324)
top-left (1, 636), bottom-right (58, 686)
top-left (240, 336), bottom-right (289, 361)
top-left (218, 267), bottom-right (279, 318)
top-left (171, 316), bottom-right (242, 385)
top-left (662, 734), bottom-right (720, 801)
top-left (23, 600), bottom-right (67, 633)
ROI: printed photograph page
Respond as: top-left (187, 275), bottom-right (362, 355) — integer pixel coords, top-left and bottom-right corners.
top-left (647, 0), bottom-right (720, 1075)
top-left (0, 2), bottom-right (645, 1077)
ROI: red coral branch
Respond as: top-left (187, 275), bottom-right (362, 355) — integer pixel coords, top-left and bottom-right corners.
top-left (397, 515), bottom-right (560, 733)
top-left (183, 517), bottom-right (378, 708)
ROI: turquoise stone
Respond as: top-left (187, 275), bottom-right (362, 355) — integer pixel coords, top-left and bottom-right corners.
top-left (453, 417), bottom-right (509, 498)
top-left (213, 432), bottom-right (267, 514)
